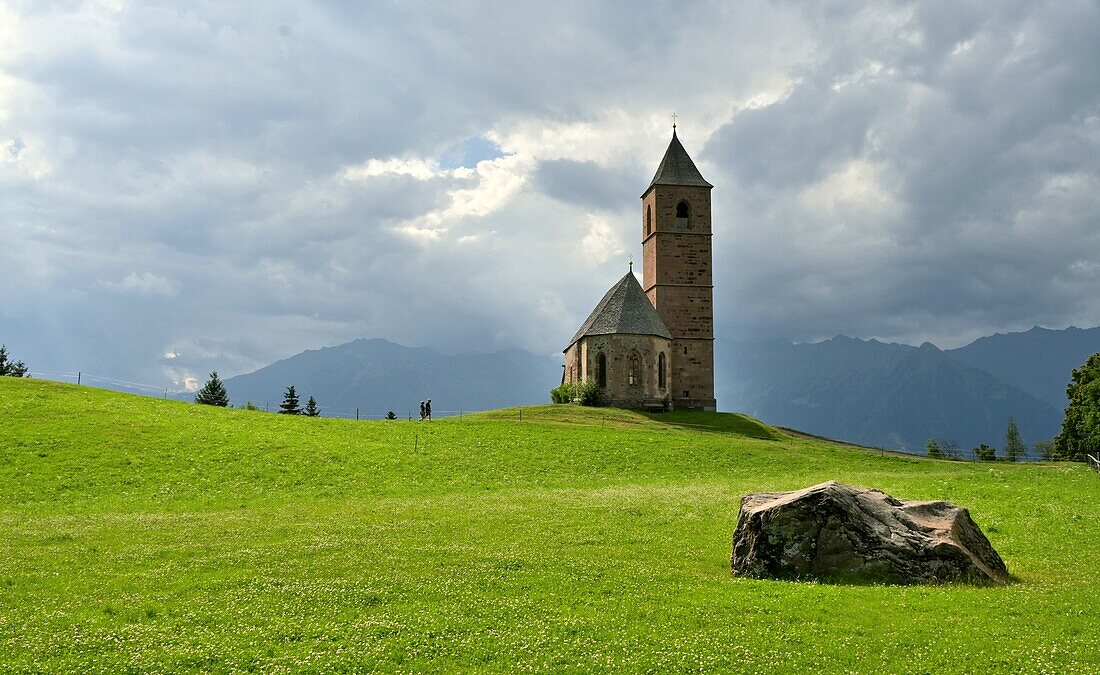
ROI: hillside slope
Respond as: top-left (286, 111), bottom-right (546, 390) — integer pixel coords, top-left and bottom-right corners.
top-left (3, 379), bottom-right (1096, 672)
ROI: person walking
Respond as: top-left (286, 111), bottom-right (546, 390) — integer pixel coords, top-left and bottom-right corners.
top-left (425, 399), bottom-right (432, 421)
top-left (419, 401), bottom-right (426, 421)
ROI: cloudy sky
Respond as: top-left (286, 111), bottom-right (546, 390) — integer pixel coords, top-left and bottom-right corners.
top-left (2, 0), bottom-right (1099, 390)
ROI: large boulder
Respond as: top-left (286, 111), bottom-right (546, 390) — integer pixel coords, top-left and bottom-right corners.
top-left (731, 481), bottom-right (1009, 584)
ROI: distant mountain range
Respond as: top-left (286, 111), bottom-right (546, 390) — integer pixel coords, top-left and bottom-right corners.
top-left (214, 326), bottom-right (1100, 453)
top-left (220, 338), bottom-right (562, 418)
top-left (719, 326), bottom-right (1100, 452)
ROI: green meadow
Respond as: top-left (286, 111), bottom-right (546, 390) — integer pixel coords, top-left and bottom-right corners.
top-left (1, 378), bottom-right (1097, 672)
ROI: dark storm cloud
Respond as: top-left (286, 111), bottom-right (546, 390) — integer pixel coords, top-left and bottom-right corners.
top-left (1, 0), bottom-right (1098, 389)
top-left (705, 0), bottom-right (1100, 346)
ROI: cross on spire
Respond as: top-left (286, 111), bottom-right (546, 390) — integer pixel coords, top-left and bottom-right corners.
top-left (671, 112), bottom-right (677, 131)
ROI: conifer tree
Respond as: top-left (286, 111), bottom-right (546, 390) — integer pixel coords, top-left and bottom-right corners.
top-left (0, 345), bottom-right (28, 377)
top-left (194, 371), bottom-right (229, 407)
top-left (279, 385), bottom-right (302, 415)
top-left (925, 439), bottom-right (944, 459)
top-left (304, 395), bottom-right (320, 417)
top-left (1003, 417), bottom-right (1026, 462)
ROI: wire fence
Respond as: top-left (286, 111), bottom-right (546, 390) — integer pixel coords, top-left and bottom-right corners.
top-left (26, 369), bottom-right (489, 421)
top-left (21, 370), bottom-right (1096, 462)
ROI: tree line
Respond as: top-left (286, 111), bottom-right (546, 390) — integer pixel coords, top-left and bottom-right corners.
top-left (193, 371), bottom-right (321, 416)
top-left (925, 351), bottom-right (1100, 462)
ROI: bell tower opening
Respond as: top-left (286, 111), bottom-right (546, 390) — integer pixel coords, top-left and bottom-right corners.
top-left (675, 201), bottom-right (690, 229)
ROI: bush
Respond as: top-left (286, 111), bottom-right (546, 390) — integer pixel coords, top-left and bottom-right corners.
top-left (973, 444), bottom-right (997, 462)
top-left (550, 379), bottom-right (603, 406)
top-left (1033, 438), bottom-right (1056, 461)
top-left (386, 411), bottom-right (397, 420)
top-left (550, 383), bottom-right (570, 404)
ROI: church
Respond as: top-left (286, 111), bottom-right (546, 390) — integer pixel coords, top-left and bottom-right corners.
top-left (563, 128), bottom-right (716, 412)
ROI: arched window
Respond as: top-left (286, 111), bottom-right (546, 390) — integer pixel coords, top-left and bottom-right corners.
top-left (676, 201), bottom-right (690, 229)
top-left (645, 205), bottom-right (652, 236)
top-left (658, 352), bottom-right (666, 389)
top-left (628, 353), bottom-right (640, 386)
top-left (597, 352), bottom-right (607, 388)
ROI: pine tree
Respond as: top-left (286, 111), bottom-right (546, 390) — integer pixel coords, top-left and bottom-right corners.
top-left (925, 439), bottom-right (944, 459)
top-left (1054, 352), bottom-right (1100, 462)
top-left (1003, 417), bottom-right (1026, 462)
top-left (0, 345), bottom-right (28, 377)
top-left (194, 371), bottom-right (229, 407)
top-left (304, 395), bottom-right (320, 417)
top-left (279, 385), bottom-right (302, 415)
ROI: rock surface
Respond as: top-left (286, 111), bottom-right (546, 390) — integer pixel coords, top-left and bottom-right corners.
top-left (731, 481), bottom-right (1009, 584)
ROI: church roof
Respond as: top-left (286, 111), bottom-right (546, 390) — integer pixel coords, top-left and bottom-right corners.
top-left (644, 130), bottom-right (713, 195)
top-left (567, 271), bottom-right (673, 349)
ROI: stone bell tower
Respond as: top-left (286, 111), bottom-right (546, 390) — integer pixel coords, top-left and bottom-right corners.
top-left (640, 127), bottom-right (716, 411)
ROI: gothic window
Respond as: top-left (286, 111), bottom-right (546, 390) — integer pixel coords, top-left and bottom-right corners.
top-left (676, 201), bottom-right (690, 229)
top-left (658, 352), bottom-right (666, 389)
top-left (597, 352), bottom-right (607, 388)
top-left (628, 352), bottom-right (641, 387)
top-left (646, 205), bottom-right (652, 236)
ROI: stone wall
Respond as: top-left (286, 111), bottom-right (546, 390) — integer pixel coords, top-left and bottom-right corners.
top-left (641, 183), bottom-right (716, 411)
top-left (564, 334), bottom-right (671, 408)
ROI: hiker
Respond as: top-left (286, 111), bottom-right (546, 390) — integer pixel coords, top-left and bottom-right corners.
top-left (419, 401), bottom-right (426, 421)
top-left (425, 399), bottom-right (432, 421)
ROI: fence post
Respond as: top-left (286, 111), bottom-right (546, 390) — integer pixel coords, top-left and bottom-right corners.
top-left (77, 371), bottom-right (81, 385)
top-left (356, 408), bottom-right (359, 421)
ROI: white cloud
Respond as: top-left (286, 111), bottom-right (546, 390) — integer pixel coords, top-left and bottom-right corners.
top-left (102, 272), bottom-right (179, 297)
top-left (2, 0), bottom-right (1099, 384)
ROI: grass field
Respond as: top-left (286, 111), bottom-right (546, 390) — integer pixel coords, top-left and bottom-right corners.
top-left (1, 378), bottom-right (1098, 672)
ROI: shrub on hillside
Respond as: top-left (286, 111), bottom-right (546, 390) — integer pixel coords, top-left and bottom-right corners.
top-left (1033, 438), bottom-right (1056, 461)
top-left (550, 379), bottom-right (603, 406)
top-left (973, 444), bottom-right (997, 462)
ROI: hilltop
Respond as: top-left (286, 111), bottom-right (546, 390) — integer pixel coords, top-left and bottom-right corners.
top-left (192, 325), bottom-right (1100, 451)
top-left (1, 378), bottom-right (1097, 671)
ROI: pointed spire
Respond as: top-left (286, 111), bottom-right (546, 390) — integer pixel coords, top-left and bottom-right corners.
top-left (644, 128), bottom-right (712, 195)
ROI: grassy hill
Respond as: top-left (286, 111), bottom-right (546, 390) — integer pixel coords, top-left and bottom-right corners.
top-left (1, 378), bottom-right (1097, 672)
